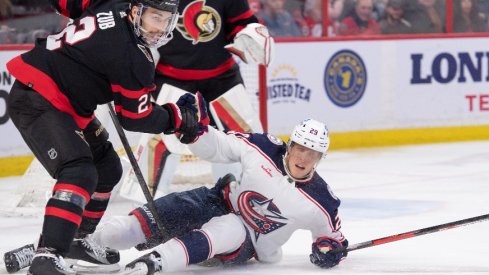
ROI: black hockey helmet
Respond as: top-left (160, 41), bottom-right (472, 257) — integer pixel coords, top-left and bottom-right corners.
top-left (130, 0), bottom-right (179, 48)
top-left (136, 0), bottom-right (179, 13)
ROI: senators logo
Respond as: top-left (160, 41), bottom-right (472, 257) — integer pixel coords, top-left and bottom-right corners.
top-left (237, 191), bottom-right (287, 240)
top-left (177, 0), bottom-right (221, 44)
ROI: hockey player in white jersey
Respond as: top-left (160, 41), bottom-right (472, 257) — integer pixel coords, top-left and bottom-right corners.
top-left (93, 103), bottom-right (348, 274)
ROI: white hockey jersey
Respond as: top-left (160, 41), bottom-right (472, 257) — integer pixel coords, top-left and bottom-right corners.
top-left (189, 127), bottom-right (346, 262)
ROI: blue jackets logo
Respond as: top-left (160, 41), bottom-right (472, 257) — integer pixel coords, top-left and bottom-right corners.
top-left (324, 50), bottom-right (367, 107)
top-left (268, 65), bottom-right (311, 104)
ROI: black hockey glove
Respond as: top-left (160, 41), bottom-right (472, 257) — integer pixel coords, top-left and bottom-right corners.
top-left (162, 102), bottom-right (199, 144)
top-left (309, 237), bottom-right (348, 268)
top-left (175, 92), bottom-right (209, 140)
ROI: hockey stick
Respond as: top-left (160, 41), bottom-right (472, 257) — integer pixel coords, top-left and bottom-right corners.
top-left (106, 103), bottom-right (169, 241)
top-left (333, 213), bottom-right (489, 254)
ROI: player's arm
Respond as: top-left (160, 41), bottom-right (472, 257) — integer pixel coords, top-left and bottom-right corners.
top-left (303, 179), bottom-right (348, 268)
top-left (49, 0), bottom-right (92, 19)
top-left (111, 84), bottom-right (199, 142)
top-left (309, 208), bottom-right (348, 268)
top-left (188, 126), bottom-right (251, 164)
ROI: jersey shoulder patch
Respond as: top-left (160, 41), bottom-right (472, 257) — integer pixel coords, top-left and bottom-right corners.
top-left (267, 133), bottom-right (283, 145)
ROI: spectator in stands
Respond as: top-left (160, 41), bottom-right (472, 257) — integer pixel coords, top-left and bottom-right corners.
top-left (258, 0), bottom-right (303, 37)
top-left (453, 0), bottom-right (486, 33)
top-left (325, 0), bottom-right (346, 36)
top-left (0, 24), bottom-right (16, 43)
top-left (301, 0), bottom-right (323, 36)
top-left (379, 0), bottom-right (412, 34)
top-left (0, 0), bottom-right (12, 20)
top-left (337, 0), bottom-right (381, 36)
top-left (372, 0), bottom-right (388, 21)
top-left (404, 0), bottom-right (445, 33)
top-left (248, 0), bottom-right (262, 14)
top-left (476, 0), bottom-right (489, 19)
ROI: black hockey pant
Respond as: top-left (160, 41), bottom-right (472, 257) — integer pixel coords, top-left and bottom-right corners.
top-left (7, 81), bottom-right (122, 255)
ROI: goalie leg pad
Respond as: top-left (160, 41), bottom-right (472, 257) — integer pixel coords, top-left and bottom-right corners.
top-left (209, 84), bottom-right (263, 133)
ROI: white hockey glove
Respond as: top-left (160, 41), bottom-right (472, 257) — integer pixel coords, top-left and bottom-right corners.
top-left (225, 23), bottom-right (275, 66)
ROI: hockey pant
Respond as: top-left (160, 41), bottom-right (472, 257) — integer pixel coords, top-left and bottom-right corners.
top-left (93, 188), bottom-right (254, 271)
top-left (7, 81), bottom-right (122, 254)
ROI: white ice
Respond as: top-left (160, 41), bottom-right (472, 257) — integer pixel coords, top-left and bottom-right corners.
top-left (0, 141), bottom-right (488, 274)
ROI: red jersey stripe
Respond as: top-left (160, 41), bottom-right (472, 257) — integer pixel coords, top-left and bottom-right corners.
top-left (6, 56), bottom-right (94, 129)
top-left (45, 206), bottom-right (82, 225)
top-left (227, 10), bottom-right (254, 23)
top-left (59, 0), bottom-right (69, 17)
top-left (114, 104), bottom-right (152, 119)
top-left (83, 210), bottom-right (105, 219)
top-left (82, 0), bottom-right (91, 11)
top-left (227, 25), bottom-right (245, 40)
top-left (111, 84), bottom-right (155, 99)
top-left (156, 58), bottom-right (235, 80)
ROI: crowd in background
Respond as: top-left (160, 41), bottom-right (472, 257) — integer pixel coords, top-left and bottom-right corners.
top-left (1, 0), bottom-right (489, 44)
top-left (0, 0), bottom-right (69, 44)
top-left (259, 0), bottom-right (489, 37)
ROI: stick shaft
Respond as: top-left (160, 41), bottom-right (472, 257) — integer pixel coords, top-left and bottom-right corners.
top-left (341, 213), bottom-right (489, 253)
top-left (107, 104), bottom-right (169, 240)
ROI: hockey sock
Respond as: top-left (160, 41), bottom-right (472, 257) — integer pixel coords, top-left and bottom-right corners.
top-left (43, 183), bottom-right (92, 255)
top-left (79, 191), bottom-right (112, 235)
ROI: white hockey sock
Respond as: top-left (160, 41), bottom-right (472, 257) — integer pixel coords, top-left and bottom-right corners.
top-left (92, 215), bottom-right (146, 250)
top-left (153, 239), bottom-right (188, 272)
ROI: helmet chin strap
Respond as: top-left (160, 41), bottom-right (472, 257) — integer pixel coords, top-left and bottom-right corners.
top-left (282, 152), bottom-right (317, 183)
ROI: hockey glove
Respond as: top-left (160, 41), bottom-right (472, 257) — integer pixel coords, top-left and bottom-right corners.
top-left (162, 102), bottom-right (199, 144)
top-left (176, 92), bottom-right (209, 135)
top-left (309, 237), bottom-right (348, 269)
top-left (225, 23), bottom-right (275, 66)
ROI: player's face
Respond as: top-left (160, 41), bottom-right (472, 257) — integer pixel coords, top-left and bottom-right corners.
top-left (286, 143), bottom-right (322, 179)
top-left (132, 5), bottom-right (174, 46)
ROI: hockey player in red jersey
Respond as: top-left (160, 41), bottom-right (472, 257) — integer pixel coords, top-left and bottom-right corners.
top-left (155, 0), bottom-right (273, 98)
top-left (142, 0), bottom-right (275, 195)
top-left (90, 97), bottom-right (348, 274)
top-left (5, 0), bottom-right (202, 274)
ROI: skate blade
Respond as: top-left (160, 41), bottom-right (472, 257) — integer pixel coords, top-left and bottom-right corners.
top-left (70, 262), bottom-right (121, 274)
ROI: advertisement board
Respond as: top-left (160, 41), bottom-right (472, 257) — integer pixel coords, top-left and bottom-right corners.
top-left (0, 50), bottom-right (31, 157)
top-left (267, 38), bottom-right (489, 136)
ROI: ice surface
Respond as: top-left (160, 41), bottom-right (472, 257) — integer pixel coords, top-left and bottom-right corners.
top-left (1, 141), bottom-right (488, 274)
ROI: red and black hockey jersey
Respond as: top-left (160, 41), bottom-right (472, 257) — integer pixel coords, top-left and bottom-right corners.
top-left (156, 0), bottom-right (258, 80)
top-left (7, 0), bottom-right (172, 133)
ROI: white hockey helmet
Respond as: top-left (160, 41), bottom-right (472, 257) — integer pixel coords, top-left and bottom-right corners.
top-left (131, 0), bottom-right (179, 48)
top-left (283, 119), bottom-right (330, 182)
top-left (288, 119), bottom-right (330, 155)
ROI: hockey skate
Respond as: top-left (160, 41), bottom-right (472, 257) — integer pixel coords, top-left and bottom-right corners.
top-left (3, 243), bottom-right (35, 273)
top-left (27, 247), bottom-right (75, 275)
top-left (66, 235), bottom-right (121, 273)
top-left (121, 252), bottom-right (162, 275)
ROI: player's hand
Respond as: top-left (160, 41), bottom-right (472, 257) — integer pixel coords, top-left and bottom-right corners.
top-left (162, 102), bottom-right (199, 144)
top-left (176, 92), bottom-right (209, 140)
top-left (309, 237), bottom-right (347, 268)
